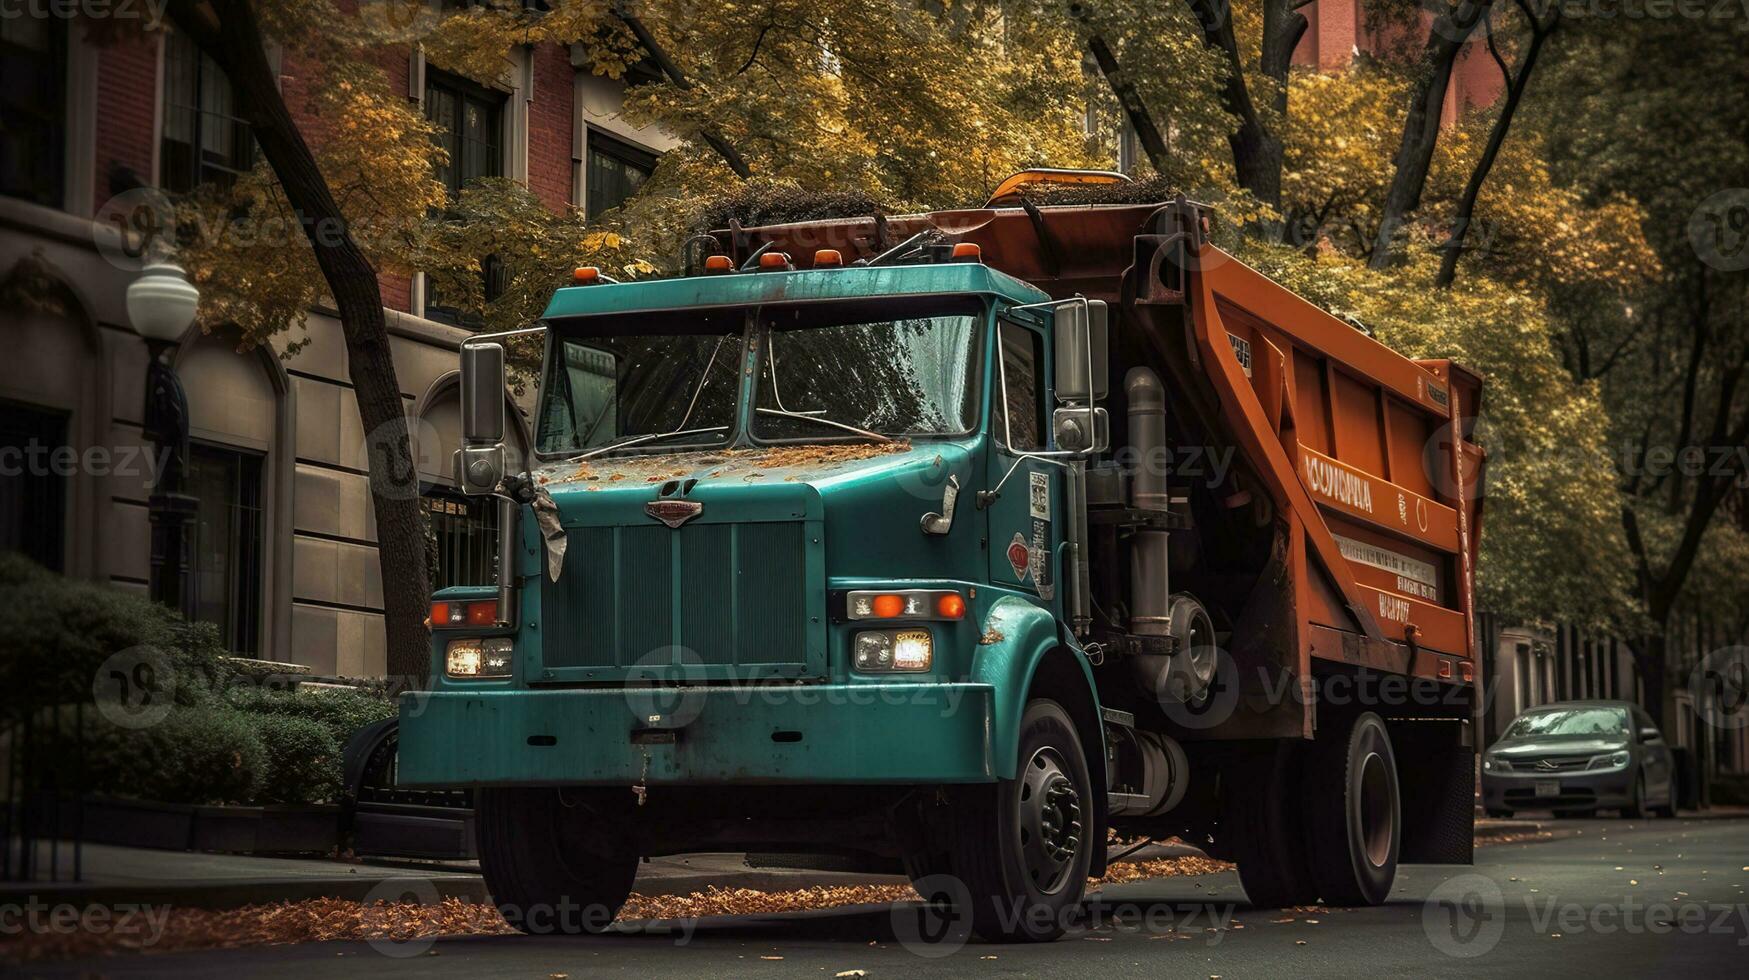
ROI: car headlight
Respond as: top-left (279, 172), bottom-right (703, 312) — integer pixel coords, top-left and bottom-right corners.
top-left (446, 637), bottom-right (513, 679)
top-left (1483, 756), bottom-right (1509, 773)
top-left (853, 629), bottom-right (932, 672)
top-left (1588, 750), bottom-right (1631, 771)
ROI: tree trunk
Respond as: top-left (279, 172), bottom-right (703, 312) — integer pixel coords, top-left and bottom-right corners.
top-left (1082, 30), bottom-right (1170, 173)
top-left (1369, 0), bottom-right (1493, 269)
top-left (179, 0), bottom-right (432, 683)
top-left (1435, 9), bottom-right (1558, 288)
top-left (1183, 0), bottom-right (1305, 235)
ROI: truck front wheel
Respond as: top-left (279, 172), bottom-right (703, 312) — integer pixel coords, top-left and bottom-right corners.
top-left (950, 699), bottom-right (1094, 942)
top-left (476, 787), bottom-right (639, 935)
top-left (1304, 712), bottom-right (1401, 906)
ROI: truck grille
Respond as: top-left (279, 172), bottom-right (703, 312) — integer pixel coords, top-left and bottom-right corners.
top-left (540, 520), bottom-right (815, 676)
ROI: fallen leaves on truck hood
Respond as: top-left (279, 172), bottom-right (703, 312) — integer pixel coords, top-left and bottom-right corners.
top-left (542, 439), bottom-right (917, 489)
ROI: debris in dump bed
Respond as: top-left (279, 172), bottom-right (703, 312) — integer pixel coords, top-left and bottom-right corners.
top-left (1018, 173), bottom-right (1185, 208)
top-left (696, 183), bottom-right (889, 232)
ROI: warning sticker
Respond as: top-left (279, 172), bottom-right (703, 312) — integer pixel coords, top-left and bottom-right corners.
top-left (1227, 333), bottom-right (1253, 378)
top-left (1029, 471), bottom-right (1050, 520)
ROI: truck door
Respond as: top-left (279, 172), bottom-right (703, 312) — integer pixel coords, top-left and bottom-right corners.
top-left (987, 318), bottom-right (1057, 605)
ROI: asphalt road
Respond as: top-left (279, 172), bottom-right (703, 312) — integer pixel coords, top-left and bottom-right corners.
top-left (28, 816), bottom-right (1749, 978)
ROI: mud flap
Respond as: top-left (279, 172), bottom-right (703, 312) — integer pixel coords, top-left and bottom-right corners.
top-left (1395, 723), bottom-right (1475, 865)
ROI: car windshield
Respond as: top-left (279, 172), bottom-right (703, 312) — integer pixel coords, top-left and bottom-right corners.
top-left (537, 328), bottom-right (743, 455)
top-left (752, 307), bottom-right (983, 440)
top-left (1503, 707), bottom-right (1630, 739)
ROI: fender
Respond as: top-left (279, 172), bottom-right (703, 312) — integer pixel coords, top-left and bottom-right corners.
top-left (971, 595), bottom-right (1105, 779)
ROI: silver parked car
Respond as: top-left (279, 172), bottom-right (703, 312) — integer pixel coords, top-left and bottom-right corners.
top-left (1481, 700), bottom-right (1677, 819)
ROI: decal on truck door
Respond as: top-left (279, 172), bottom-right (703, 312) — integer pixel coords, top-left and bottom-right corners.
top-left (1029, 471), bottom-right (1051, 520)
top-left (1007, 532), bottom-right (1031, 580)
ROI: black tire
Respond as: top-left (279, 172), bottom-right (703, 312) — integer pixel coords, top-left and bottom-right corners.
top-left (1225, 740), bottom-right (1321, 909)
top-left (950, 699), bottom-right (1094, 942)
top-left (1485, 808), bottom-right (1513, 819)
top-left (1621, 774), bottom-right (1647, 819)
top-left (476, 787), bottom-right (639, 935)
top-left (1303, 712), bottom-right (1400, 906)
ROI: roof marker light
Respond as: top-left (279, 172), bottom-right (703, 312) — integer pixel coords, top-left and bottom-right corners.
top-left (703, 254), bottom-right (734, 273)
top-left (813, 249), bottom-right (844, 268)
top-left (950, 242), bottom-right (982, 262)
top-left (572, 266), bottom-right (600, 284)
top-left (758, 252), bottom-right (794, 271)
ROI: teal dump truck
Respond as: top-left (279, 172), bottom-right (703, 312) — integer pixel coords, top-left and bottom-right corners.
top-left (398, 176), bottom-right (1486, 941)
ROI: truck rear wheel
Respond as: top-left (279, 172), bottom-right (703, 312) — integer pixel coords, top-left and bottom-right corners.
top-left (1225, 741), bottom-right (1320, 908)
top-left (476, 787), bottom-right (639, 935)
top-left (1303, 712), bottom-right (1400, 906)
top-left (951, 699), bottom-right (1093, 942)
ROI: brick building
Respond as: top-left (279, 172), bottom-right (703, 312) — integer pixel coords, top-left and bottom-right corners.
top-left (0, 16), bottom-right (673, 673)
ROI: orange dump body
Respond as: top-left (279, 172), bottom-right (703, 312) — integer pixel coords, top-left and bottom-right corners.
top-left (715, 200), bottom-right (1485, 698)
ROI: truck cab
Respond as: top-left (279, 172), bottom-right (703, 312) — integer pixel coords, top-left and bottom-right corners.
top-left (401, 252), bottom-right (1115, 940)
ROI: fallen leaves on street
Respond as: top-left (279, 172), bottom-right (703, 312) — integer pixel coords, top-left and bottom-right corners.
top-left (2, 853), bottom-right (1232, 963)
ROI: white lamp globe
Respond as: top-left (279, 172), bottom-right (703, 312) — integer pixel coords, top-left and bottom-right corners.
top-left (127, 262), bottom-right (200, 344)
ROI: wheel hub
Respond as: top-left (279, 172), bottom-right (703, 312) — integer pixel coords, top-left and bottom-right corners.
top-left (1019, 747), bottom-right (1082, 894)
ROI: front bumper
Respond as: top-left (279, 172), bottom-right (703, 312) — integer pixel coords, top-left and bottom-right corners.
top-left (396, 683), bottom-right (996, 787)
top-left (1481, 768), bottom-right (1635, 811)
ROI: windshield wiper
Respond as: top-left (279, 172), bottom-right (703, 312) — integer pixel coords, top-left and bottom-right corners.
top-left (575, 425), bottom-right (729, 462)
top-left (755, 408), bottom-right (892, 443)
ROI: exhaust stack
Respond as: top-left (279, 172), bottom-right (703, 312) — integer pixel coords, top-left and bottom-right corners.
top-left (1126, 367), bottom-right (1171, 637)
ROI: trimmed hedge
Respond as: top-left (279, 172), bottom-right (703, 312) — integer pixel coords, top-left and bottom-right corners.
top-left (1, 557), bottom-right (232, 721)
top-left (251, 713), bottom-right (342, 805)
top-left (5, 555), bottom-right (400, 807)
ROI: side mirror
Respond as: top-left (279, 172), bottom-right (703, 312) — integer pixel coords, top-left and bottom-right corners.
top-left (1053, 300), bottom-right (1109, 403)
top-left (1638, 726), bottom-right (1662, 743)
top-left (456, 342), bottom-right (507, 496)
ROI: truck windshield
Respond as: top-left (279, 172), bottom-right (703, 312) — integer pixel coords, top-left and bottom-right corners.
top-left (537, 329), bottom-right (743, 455)
top-left (753, 309), bottom-right (982, 440)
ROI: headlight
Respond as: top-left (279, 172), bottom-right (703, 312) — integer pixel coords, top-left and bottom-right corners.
top-left (446, 637), bottom-right (513, 678)
top-left (1483, 756), bottom-right (1509, 773)
top-left (1588, 750), bottom-right (1631, 771)
top-left (853, 629), bottom-right (932, 672)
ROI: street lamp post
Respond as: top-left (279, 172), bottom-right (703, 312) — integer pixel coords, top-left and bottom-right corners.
top-left (127, 262), bottom-right (200, 619)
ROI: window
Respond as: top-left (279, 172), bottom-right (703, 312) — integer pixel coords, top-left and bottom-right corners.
top-left (998, 321), bottom-right (1044, 450)
top-left (425, 69), bottom-right (503, 198)
top-left (585, 129), bottom-right (656, 220)
top-left (160, 30), bottom-right (253, 193)
top-left (424, 69), bottom-right (506, 322)
top-left (0, 401), bottom-right (68, 572)
top-left (425, 491), bottom-right (499, 590)
top-left (187, 443), bottom-right (263, 654)
top-left (0, 18), bottom-right (67, 207)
